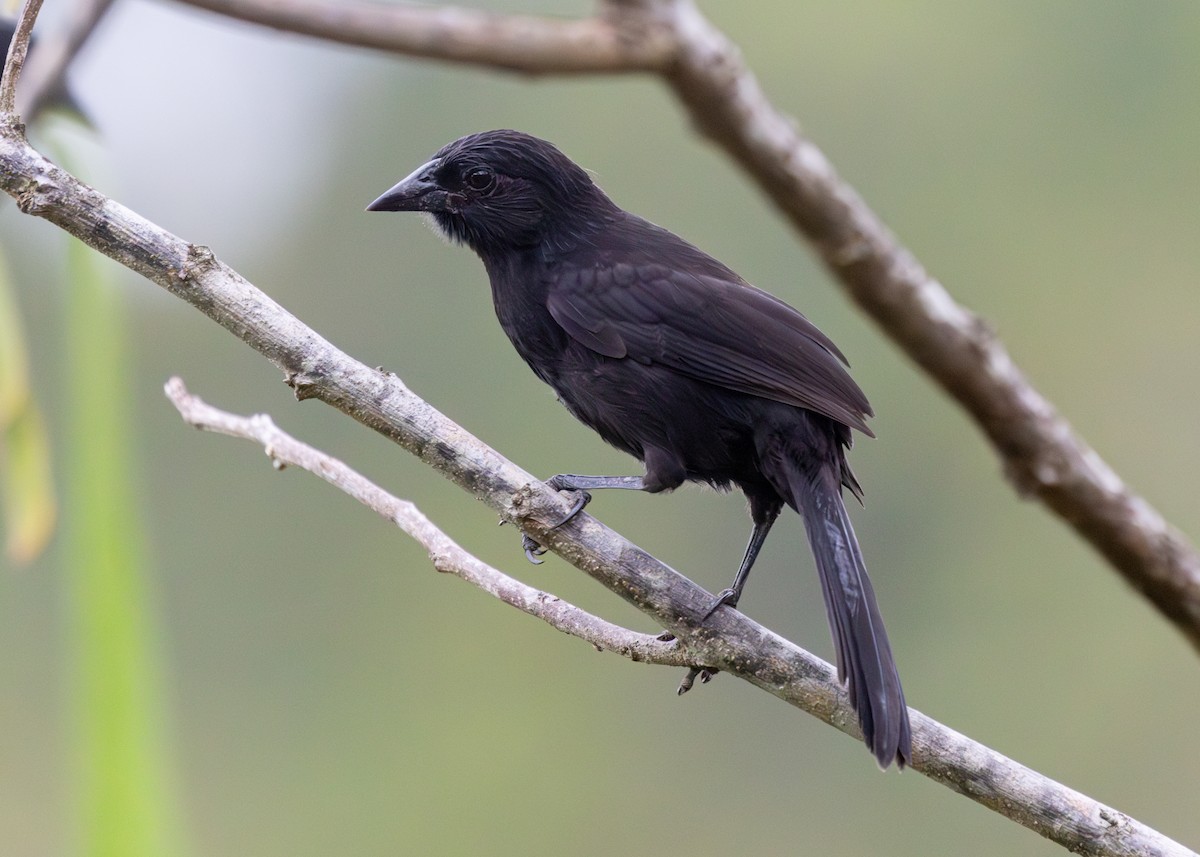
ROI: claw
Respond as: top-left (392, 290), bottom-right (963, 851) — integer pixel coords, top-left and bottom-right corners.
top-left (678, 667), bottom-right (703, 695)
top-left (516, 480), bottom-right (593, 564)
top-left (677, 666), bottom-right (718, 694)
top-left (702, 587), bottom-right (739, 620)
top-left (522, 534), bottom-right (548, 565)
top-left (549, 488), bottom-right (591, 529)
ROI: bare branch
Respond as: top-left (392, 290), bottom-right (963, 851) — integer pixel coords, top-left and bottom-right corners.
top-left (0, 122), bottom-right (1193, 857)
top-left (0, 0), bottom-right (44, 115)
top-left (18, 0), bottom-right (115, 121)
top-left (163, 376), bottom-right (690, 668)
top-left (170, 0), bottom-right (674, 74)
top-left (163, 0), bottom-right (1200, 653)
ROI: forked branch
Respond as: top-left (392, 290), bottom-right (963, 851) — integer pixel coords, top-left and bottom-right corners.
top-left (0, 114), bottom-right (1192, 856)
top-left (0, 1), bottom-right (1196, 854)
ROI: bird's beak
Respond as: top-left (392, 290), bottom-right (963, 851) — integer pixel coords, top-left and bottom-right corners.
top-left (366, 159), bottom-right (444, 212)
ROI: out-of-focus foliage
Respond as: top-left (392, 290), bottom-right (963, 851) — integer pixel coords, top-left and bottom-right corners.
top-left (0, 245), bottom-right (56, 562)
top-left (1, 2), bottom-right (1198, 856)
top-left (58, 179), bottom-right (188, 857)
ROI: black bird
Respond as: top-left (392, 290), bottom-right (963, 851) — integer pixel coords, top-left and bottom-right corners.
top-left (368, 130), bottom-right (911, 768)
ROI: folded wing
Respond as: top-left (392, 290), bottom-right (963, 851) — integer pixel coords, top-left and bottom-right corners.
top-left (546, 245), bottom-right (874, 436)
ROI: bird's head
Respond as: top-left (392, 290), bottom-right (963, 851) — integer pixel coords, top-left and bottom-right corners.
top-left (367, 130), bottom-right (613, 256)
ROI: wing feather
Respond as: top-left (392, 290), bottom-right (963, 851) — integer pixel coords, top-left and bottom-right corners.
top-left (546, 256), bottom-right (873, 435)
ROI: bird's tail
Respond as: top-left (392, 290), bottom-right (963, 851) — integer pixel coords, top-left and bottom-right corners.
top-left (784, 458), bottom-right (912, 768)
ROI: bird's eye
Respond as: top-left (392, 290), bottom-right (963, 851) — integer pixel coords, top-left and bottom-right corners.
top-left (464, 167), bottom-right (495, 191)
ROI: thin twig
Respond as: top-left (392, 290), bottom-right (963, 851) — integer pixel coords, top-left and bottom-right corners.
top-left (0, 0), bottom-right (44, 115)
top-left (170, 0), bottom-right (674, 74)
top-left (0, 130), bottom-right (1193, 857)
top-left (164, 376), bottom-right (690, 667)
top-left (163, 0), bottom-right (1200, 655)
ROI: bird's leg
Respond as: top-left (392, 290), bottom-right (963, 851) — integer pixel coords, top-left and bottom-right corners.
top-left (545, 473), bottom-right (647, 524)
top-left (703, 508), bottom-right (780, 618)
top-left (522, 474), bottom-right (646, 563)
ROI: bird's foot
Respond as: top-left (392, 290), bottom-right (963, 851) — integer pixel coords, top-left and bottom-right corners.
top-left (677, 666), bottom-right (719, 694)
top-left (521, 478), bottom-right (593, 564)
top-left (522, 534), bottom-right (550, 564)
top-left (544, 477), bottom-right (592, 529)
top-left (701, 587), bottom-right (739, 620)
top-left (651, 632), bottom-right (717, 693)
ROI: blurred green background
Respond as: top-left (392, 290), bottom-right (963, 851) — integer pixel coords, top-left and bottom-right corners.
top-left (3, 0), bottom-right (1199, 854)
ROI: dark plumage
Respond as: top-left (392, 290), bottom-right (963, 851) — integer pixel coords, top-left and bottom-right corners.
top-left (368, 130), bottom-right (911, 769)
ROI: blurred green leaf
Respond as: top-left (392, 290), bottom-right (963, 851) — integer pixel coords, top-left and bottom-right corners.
top-left (2, 401), bottom-right (56, 563)
top-left (0, 245), bottom-right (30, 421)
top-left (0, 243), bottom-right (56, 562)
top-left (56, 141), bottom-right (189, 857)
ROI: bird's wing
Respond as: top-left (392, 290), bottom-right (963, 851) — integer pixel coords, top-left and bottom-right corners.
top-left (546, 259), bottom-right (874, 435)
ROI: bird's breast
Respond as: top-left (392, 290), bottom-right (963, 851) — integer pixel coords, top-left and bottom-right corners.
top-left (483, 257), bottom-right (572, 384)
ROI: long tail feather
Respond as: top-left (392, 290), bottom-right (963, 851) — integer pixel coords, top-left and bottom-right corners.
top-left (788, 464), bottom-right (911, 768)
